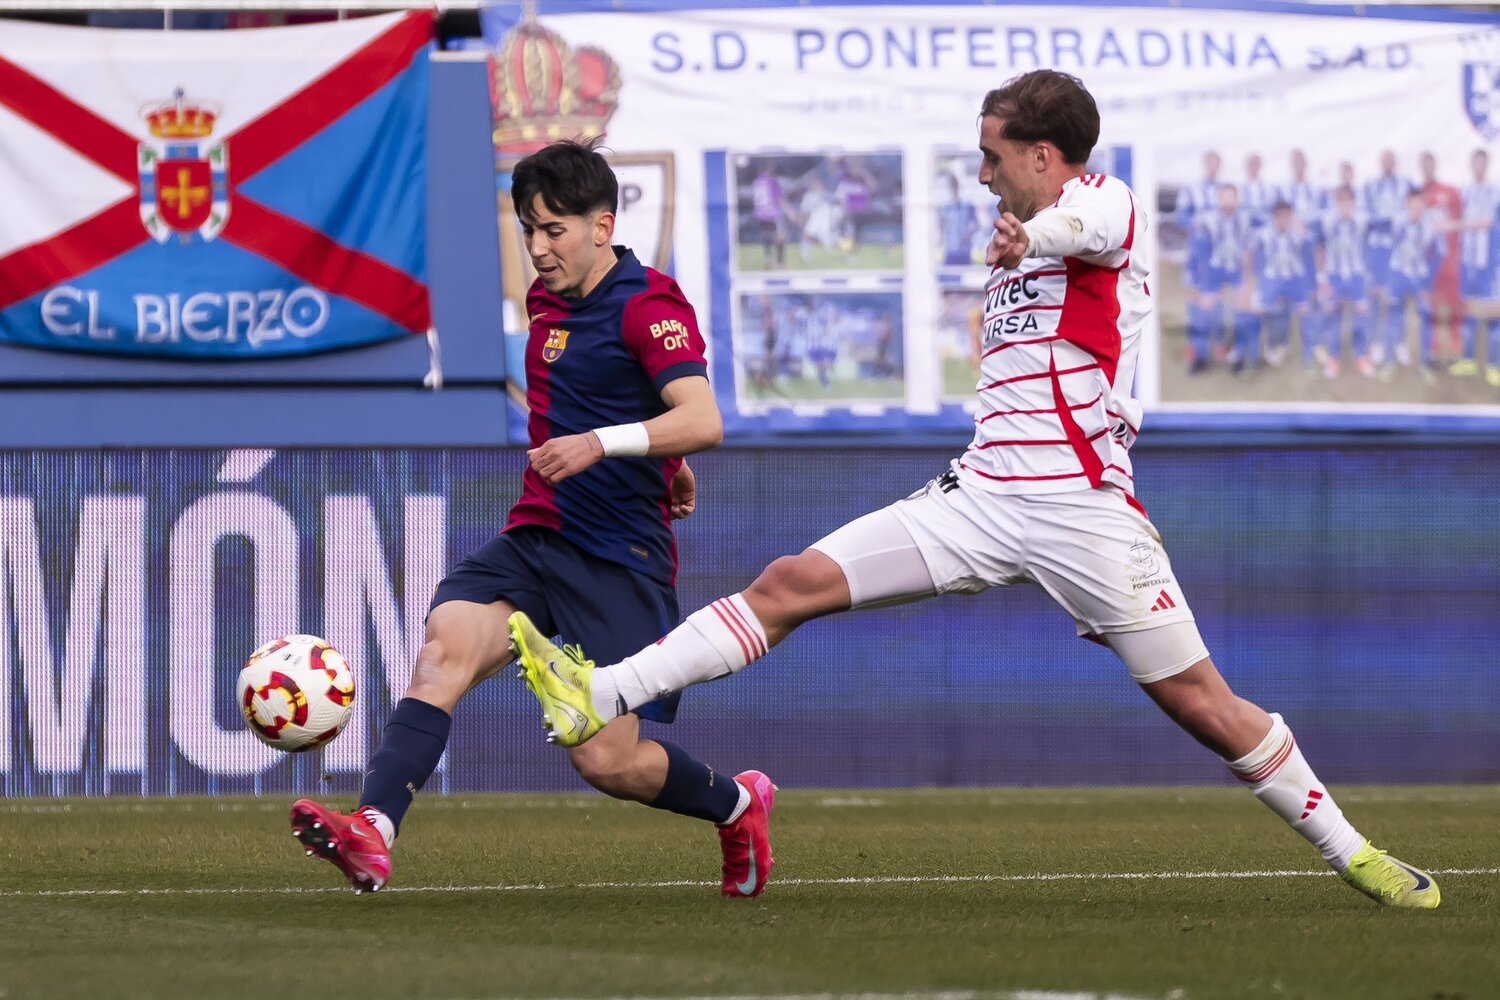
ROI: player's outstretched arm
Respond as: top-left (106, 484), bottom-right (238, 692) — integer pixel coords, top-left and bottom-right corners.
top-left (987, 201), bottom-right (1126, 268)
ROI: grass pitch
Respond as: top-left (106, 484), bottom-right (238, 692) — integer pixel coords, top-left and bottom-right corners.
top-left (943, 355), bottom-right (981, 398)
top-left (735, 242), bottom-right (904, 272)
top-left (2, 786), bottom-right (1497, 1000)
top-left (741, 373), bottom-right (905, 403)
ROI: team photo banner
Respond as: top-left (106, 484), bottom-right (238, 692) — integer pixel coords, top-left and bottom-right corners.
top-left (0, 12), bottom-right (433, 360)
top-left (483, 1), bottom-right (1500, 432)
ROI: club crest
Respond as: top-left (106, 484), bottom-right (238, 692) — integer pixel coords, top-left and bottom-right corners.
top-left (542, 327), bottom-right (570, 363)
top-left (138, 88), bottom-right (229, 243)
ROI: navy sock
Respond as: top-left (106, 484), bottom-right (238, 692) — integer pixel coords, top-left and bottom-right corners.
top-left (649, 740), bottom-right (740, 825)
top-left (358, 697), bottom-right (452, 834)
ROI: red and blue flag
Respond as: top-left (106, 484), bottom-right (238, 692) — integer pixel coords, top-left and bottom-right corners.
top-left (0, 12), bottom-right (433, 358)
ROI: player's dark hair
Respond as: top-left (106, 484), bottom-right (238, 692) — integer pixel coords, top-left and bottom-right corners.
top-left (511, 137), bottom-right (618, 222)
top-left (980, 70), bottom-right (1100, 167)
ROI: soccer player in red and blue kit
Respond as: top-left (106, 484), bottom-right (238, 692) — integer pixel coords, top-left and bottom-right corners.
top-left (290, 138), bottom-right (775, 898)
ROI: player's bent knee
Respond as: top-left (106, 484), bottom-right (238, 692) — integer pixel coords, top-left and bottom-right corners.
top-left (747, 552), bottom-right (849, 621)
top-left (567, 744), bottom-right (616, 785)
top-left (567, 742), bottom-right (641, 797)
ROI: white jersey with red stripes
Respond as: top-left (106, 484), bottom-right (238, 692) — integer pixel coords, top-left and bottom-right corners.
top-left (958, 172), bottom-right (1147, 496)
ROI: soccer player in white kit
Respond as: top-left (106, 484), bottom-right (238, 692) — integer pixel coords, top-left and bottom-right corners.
top-left (510, 70), bottom-right (1440, 910)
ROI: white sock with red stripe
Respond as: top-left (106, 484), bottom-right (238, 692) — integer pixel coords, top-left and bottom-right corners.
top-left (1227, 713), bottom-right (1365, 871)
top-left (591, 594), bottom-right (770, 719)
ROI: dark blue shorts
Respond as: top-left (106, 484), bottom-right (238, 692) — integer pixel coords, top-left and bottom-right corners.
top-left (429, 526), bottom-right (682, 723)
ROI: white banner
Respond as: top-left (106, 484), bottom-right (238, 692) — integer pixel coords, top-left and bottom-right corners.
top-left (485, 1), bottom-right (1500, 431)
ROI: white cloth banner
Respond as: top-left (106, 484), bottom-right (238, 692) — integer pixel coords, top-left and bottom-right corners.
top-left (490, 1), bottom-right (1500, 430)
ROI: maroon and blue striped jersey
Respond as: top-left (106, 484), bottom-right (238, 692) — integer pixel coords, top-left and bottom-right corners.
top-left (505, 247), bottom-right (708, 584)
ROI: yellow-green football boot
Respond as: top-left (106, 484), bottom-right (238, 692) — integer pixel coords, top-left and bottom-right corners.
top-left (1339, 841), bottom-right (1440, 909)
top-left (507, 611), bottom-right (605, 747)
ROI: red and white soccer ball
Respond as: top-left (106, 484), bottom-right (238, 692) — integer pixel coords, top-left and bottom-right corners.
top-left (238, 634), bottom-right (356, 752)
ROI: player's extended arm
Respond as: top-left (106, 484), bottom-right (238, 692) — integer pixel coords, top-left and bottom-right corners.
top-left (986, 194), bottom-right (1130, 269)
top-left (526, 375), bottom-right (723, 485)
top-left (1020, 202), bottom-right (1121, 258)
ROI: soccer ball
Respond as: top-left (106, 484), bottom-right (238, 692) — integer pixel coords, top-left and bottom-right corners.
top-left (238, 634), bottom-right (356, 752)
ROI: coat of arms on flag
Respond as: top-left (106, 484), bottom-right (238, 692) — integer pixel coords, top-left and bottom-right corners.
top-left (0, 12), bottom-right (434, 359)
top-left (138, 88), bottom-right (229, 243)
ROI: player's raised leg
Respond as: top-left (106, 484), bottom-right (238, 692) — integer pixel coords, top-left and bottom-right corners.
top-left (1113, 629), bottom-right (1440, 909)
top-left (513, 493), bottom-right (951, 746)
top-left (511, 554), bottom-right (846, 745)
top-left (293, 596), bottom-right (513, 893)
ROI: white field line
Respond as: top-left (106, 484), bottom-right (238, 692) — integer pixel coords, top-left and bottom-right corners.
top-left (527, 993), bottom-right (1173, 1000)
top-left (5, 786), bottom-right (1499, 816)
top-left (1, 867), bottom-right (1496, 899)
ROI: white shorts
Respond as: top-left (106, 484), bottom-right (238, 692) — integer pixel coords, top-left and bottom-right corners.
top-left (808, 471), bottom-right (1206, 684)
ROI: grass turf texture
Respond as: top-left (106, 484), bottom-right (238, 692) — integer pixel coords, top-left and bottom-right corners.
top-left (2, 786), bottom-right (1496, 1000)
top-left (735, 242), bottom-right (904, 271)
top-left (943, 355), bottom-right (981, 398)
top-left (741, 374), bottom-right (904, 402)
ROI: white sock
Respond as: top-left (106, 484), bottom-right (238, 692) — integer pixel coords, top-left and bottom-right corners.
top-left (720, 781), bottom-right (752, 827)
top-left (356, 806), bottom-right (396, 849)
top-left (591, 594), bottom-right (769, 719)
top-left (1227, 713), bottom-right (1365, 871)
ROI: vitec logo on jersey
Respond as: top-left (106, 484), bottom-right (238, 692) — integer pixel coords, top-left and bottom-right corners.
top-left (137, 88), bottom-right (229, 243)
top-left (541, 327), bottom-right (570, 362)
top-left (1463, 62), bottom-right (1500, 140)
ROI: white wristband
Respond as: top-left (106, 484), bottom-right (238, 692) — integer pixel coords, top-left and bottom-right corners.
top-left (593, 422), bottom-right (650, 457)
